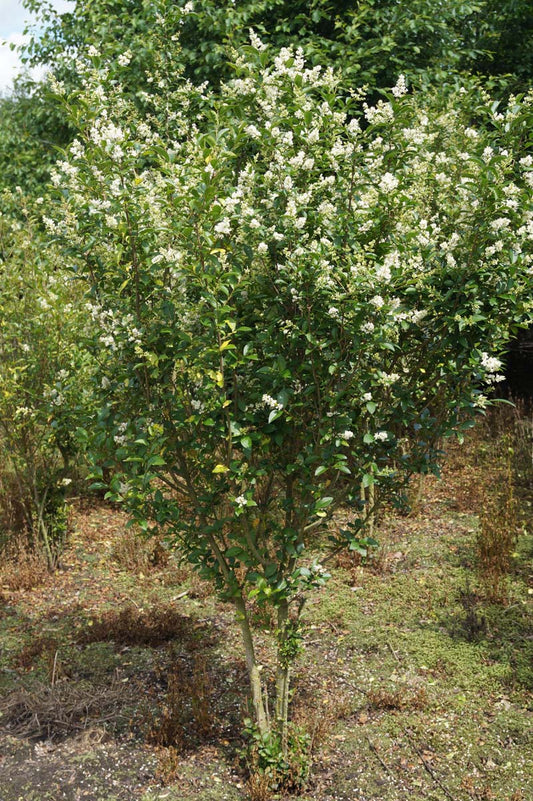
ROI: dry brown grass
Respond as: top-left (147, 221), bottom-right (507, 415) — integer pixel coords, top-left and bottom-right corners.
top-left (76, 603), bottom-right (206, 649)
top-left (148, 654), bottom-right (215, 752)
top-left (0, 676), bottom-right (132, 740)
top-left (0, 542), bottom-right (50, 591)
top-left (367, 685), bottom-right (428, 712)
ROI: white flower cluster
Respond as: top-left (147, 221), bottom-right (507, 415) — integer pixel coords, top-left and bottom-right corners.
top-left (262, 394), bottom-right (283, 411)
top-left (480, 352), bottom-right (505, 383)
top-left (391, 74), bottom-right (407, 99)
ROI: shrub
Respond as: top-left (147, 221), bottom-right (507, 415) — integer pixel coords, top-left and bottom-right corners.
top-left (47, 35), bottom-right (533, 782)
top-left (0, 194), bottom-right (94, 568)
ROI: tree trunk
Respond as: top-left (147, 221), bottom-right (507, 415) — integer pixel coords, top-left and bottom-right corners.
top-left (234, 596), bottom-right (270, 737)
top-left (275, 598), bottom-right (291, 757)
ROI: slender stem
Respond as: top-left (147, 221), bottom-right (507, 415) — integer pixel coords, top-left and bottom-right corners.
top-left (275, 598), bottom-right (291, 757)
top-left (234, 595), bottom-right (269, 737)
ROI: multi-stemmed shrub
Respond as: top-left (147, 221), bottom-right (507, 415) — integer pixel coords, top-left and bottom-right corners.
top-left (46, 33), bottom-right (532, 781)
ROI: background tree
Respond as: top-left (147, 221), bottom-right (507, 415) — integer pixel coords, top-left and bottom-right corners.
top-left (7, 0), bottom-right (532, 203)
top-left (0, 191), bottom-right (94, 566)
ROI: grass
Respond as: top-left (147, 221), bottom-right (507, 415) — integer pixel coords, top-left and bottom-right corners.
top-left (0, 419), bottom-right (531, 801)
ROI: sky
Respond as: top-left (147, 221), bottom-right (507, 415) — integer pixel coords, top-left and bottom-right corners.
top-left (0, 0), bottom-right (73, 92)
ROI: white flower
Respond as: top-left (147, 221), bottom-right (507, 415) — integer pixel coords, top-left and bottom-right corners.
top-left (491, 217), bottom-right (510, 231)
top-left (118, 51), bottom-right (132, 67)
top-left (246, 124), bottom-right (261, 139)
top-left (375, 264), bottom-right (391, 282)
top-left (370, 295), bottom-right (384, 308)
top-left (379, 172), bottom-right (399, 193)
top-left (341, 430), bottom-right (354, 440)
top-left (391, 74), bottom-right (407, 98)
top-left (214, 218), bottom-right (232, 235)
top-left (364, 100), bottom-right (394, 124)
top-left (257, 242), bottom-right (268, 254)
top-left (374, 431), bottom-right (388, 442)
top-left (249, 28), bottom-right (266, 51)
top-left (262, 393), bottom-right (282, 411)
top-left (481, 352), bottom-right (502, 374)
top-left (235, 495), bottom-right (247, 507)
top-left (362, 392), bottom-right (372, 402)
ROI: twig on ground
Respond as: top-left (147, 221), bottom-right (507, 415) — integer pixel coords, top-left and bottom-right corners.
top-left (386, 641), bottom-right (401, 662)
top-left (403, 727), bottom-right (457, 801)
top-left (366, 736), bottom-right (394, 777)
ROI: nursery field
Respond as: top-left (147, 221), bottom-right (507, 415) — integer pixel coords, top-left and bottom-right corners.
top-left (0, 424), bottom-right (531, 801)
top-left (2, 2), bottom-right (533, 800)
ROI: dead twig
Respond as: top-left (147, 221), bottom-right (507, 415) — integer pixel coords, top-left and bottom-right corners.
top-left (366, 736), bottom-right (394, 777)
top-left (404, 727), bottom-right (457, 801)
top-left (386, 641), bottom-right (401, 662)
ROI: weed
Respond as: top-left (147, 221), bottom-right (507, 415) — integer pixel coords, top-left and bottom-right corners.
top-left (110, 529), bottom-right (153, 573)
top-left (0, 541), bottom-right (49, 591)
top-left (476, 444), bottom-right (520, 603)
top-left (367, 685), bottom-right (428, 712)
top-left (460, 777), bottom-right (499, 799)
top-left (456, 583), bottom-right (487, 642)
top-left (148, 654), bottom-right (215, 751)
top-left (154, 745), bottom-right (181, 784)
top-left (245, 769), bottom-right (272, 801)
top-left (76, 604), bottom-right (207, 649)
top-left (12, 636), bottom-right (60, 672)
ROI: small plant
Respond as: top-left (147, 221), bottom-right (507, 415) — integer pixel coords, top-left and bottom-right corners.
top-left (476, 439), bottom-right (520, 603)
top-left (148, 655), bottom-right (214, 751)
top-left (0, 540), bottom-right (50, 591)
top-left (76, 604), bottom-right (203, 648)
top-left (243, 718), bottom-right (312, 796)
top-left (367, 684), bottom-right (428, 712)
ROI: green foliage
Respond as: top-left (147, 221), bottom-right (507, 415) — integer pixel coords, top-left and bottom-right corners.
top-left (0, 79), bottom-right (72, 198)
top-left (42, 38), bottom-right (533, 753)
top-left (473, 0), bottom-right (533, 91)
top-left (20, 0), bottom-right (533, 95)
top-left (0, 193), bottom-right (94, 566)
top-left (6, 0), bottom-right (531, 204)
top-left (243, 717), bottom-right (311, 792)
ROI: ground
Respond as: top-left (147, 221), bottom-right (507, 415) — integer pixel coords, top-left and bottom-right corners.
top-left (0, 429), bottom-right (531, 801)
